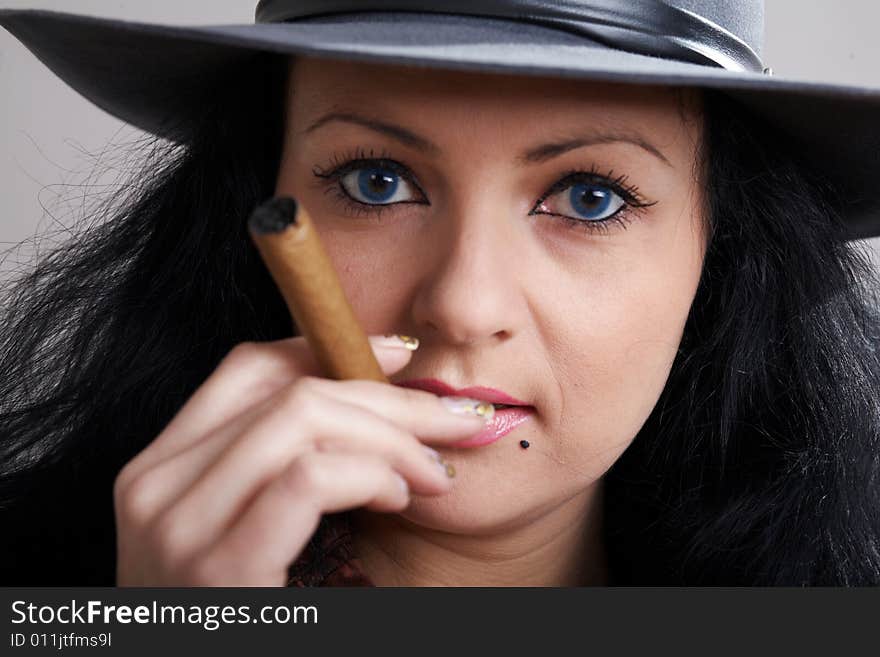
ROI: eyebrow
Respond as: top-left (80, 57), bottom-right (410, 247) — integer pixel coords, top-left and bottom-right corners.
top-left (302, 111), bottom-right (672, 167)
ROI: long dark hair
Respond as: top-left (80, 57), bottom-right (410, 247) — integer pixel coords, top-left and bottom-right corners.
top-left (1, 54), bottom-right (877, 585)
top-left (605, 87), bottom-right (880, 585)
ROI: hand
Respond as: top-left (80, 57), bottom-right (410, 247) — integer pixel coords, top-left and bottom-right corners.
top-left (112, 335), bottom-right (487, 585)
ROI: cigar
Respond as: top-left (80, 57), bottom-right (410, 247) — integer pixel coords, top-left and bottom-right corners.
top-left (247, 196), bottom-right (388, 382)
top-left (248, 196), bottom-right (457, 479)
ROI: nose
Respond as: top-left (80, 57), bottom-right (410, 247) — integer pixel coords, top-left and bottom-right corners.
top-left (410, 201), bottom-right (523, 346)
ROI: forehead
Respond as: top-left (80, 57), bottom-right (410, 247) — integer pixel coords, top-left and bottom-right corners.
top-left (283, 57), bottom-right (705, 181)
top-left (286, 56), bottom-right (701, 134)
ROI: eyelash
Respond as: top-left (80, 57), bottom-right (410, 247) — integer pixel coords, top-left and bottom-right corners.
top-left (312, 146), bottom-right (420, 222)
top-left (311, 145), bottom-right (658, 235)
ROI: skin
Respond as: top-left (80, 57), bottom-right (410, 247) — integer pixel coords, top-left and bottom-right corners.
top-left (272, 56), bottom-right (708, 586)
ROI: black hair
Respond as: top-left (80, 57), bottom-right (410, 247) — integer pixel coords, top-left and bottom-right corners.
top-left (1, 54), bottom-right (878, 585)
top-left (604, 89), bottom-right (880, 585)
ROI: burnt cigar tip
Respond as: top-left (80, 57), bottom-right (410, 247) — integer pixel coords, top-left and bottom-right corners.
top-left (249, 196), bottom-right (299, 234)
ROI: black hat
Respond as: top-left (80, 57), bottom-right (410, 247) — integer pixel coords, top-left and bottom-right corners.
top-left (2, 1), bottom-right (879, 239)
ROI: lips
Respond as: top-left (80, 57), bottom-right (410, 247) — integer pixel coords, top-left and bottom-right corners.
top-left (394, 378), bottom-right (535, 448)
top-left (394, 378), bottom-right (531, 407)
top-left (449, 406), bottom-right (534, 448)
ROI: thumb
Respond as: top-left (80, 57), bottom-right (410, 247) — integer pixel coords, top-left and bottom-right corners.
top-left (368, 334), bottom-right (420, 375)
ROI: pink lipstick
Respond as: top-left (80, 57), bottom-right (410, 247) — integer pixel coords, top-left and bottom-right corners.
top-left (394, 378), bottom-right (530, 405)
top-left (395, 378), bottom-right (535, 448)
top-left (448, 406), bottom-right (534, 447)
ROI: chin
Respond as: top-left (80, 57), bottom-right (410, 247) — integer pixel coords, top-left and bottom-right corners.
top-left (398, 489), bottom-right (552, 537)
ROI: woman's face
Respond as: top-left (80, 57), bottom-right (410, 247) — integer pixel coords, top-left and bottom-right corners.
top-left (275, 56), bottom-right (706, 533)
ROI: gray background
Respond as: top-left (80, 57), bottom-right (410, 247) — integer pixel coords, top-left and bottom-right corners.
top-left (2, 1), bottom-right (880, 281)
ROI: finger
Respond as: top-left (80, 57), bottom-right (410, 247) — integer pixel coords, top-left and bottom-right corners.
top-left (157, 375), bottom-right (489, 498)
top-left (187, 452), bottom-right (411, 585)
top-left (149, 384), bottom-right (452, 553)
top-left (115, 393), bottom-right (275, 522)
top-left (291, 377), bottom-right (492, 442)
top-left (135, 376), bottom-right (488, 515)
top-left (130, 389), bottom-right (454, 523)
top-left (121, 334), bottom-right (416, 481)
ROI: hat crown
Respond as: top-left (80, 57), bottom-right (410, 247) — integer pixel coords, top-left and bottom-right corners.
top-left (671, 0), bottom-right (764, 57)
top-left (255, 0), bottom-right (765, 71)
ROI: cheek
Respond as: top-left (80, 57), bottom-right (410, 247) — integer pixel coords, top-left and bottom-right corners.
top-left (274, 158), bottom-right (418, 332)
top-left (312, 227), bottom-right (418, 331)
top-left (550, 214), bottom-right (704, 476)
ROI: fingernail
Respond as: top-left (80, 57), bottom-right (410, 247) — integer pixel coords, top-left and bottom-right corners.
top-left (394, 472), bottom-right (410, 496)
top-left (423, 446), bottom-right (455, 478)
top-left (373, 334), bottom-right (420, 350)
top-left (439, 396), bottom-right (495, 421)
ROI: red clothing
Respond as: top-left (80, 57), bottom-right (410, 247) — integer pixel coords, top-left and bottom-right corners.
top-left (287, 513), bottom-right (375, 587)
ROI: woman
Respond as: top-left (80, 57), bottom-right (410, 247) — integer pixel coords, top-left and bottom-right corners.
top-left (1, 2), bottom-right (879, 586)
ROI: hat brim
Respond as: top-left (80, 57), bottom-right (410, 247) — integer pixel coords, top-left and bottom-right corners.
top-left (3, 8), bottom-right (879, 240)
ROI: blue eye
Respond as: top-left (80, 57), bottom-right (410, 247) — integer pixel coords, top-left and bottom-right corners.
top-left (540, 182), bottom-right (626, 222)
top-left (340, 166), bottom-right (416, 205)
top-left (315, 154), bottom-right (651, 234)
